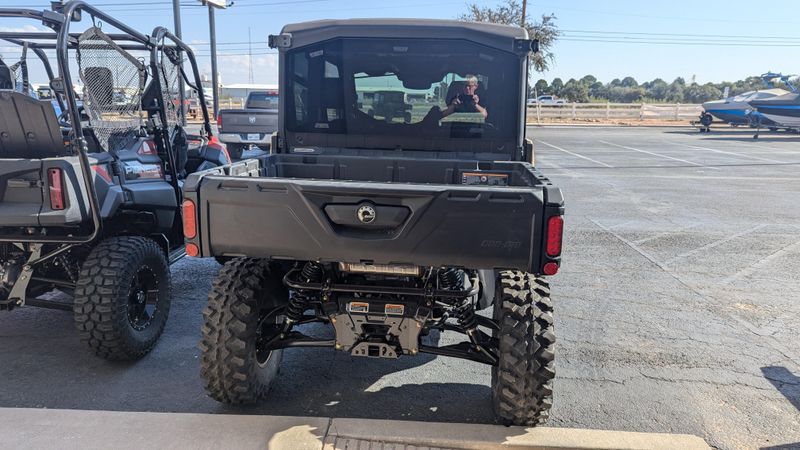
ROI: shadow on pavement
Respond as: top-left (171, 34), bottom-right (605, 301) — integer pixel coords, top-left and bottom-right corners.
top-left (0, 292), bottom-right (496, 424)
top-left (758, 366), bottom-right (800, 450)
top-left (761, 366), bottom-right (800, 412)
top-left (212, 326), bottom-right (497, 424)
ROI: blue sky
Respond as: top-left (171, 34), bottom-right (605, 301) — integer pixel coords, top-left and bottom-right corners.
top-left (0, 0), bottom-right (797, 85)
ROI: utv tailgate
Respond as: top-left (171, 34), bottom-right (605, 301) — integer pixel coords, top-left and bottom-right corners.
top-left (186, 159), bottom-right (562, 273)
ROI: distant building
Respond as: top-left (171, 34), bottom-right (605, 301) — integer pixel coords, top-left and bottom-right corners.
top-left (221, 83), bottom-right (279, 100)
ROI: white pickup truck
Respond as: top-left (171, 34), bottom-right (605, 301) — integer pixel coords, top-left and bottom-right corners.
top-left (527, 94), bottom-right (567, 105)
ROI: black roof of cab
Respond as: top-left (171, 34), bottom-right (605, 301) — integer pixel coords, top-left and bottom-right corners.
top-left (273, 19), bottom-right (529, 53)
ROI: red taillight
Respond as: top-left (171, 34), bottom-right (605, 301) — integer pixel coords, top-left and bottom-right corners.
top-left (92, 165), bottom-right (113, 183)
top-left (47, 168), bottom-right (65, 210)
top-left (543, 262), bottom-right (559, 276)
top-left (546, 215), bottom-right (563, 257)
top-left (182, 199), bottom-right (197, 239)
top-left (185, 243), bottom-right (199, 257)
top-left (216, 112), bottom-right (222, 130)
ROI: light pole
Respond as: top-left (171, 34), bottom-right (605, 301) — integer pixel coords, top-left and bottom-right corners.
top-left (208, 4), bottom-right (218, 119)
top-left (199, 0), bottom-right (228, 120)
top-left (172, 0), bottom-right (185, 125)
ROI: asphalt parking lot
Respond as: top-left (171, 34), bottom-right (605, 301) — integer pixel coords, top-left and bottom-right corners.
top-left (1, 126), bottom-right (798, 450)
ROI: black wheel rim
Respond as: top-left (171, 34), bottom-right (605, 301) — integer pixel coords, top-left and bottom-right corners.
top-left (255, 306), bottom-right (284, 366)
top-left (127, 265), bottom-right (160, 331)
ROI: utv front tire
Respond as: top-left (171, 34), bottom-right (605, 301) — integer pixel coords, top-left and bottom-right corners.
top-left (200, 258), bottom-right (288, 404)
top-left (73, 236), bottom-right (171, 360)
top-left (491, 271), bottom-right (555, 426)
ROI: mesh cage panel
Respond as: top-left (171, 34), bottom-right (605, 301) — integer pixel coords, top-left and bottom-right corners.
top-left (9, 63), bottom-right (24, 92)
top-left (77, 27), bottom-right (145, 152)
top-left (8, 46), bottom-right (29, 94)
top-left (158, 47), bottom-right (183, 131)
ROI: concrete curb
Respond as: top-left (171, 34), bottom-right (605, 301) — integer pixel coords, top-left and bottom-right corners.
top-left (0, 408), bottom-right (709, 450)
top-left (325, 418), bottom-right (710, 450)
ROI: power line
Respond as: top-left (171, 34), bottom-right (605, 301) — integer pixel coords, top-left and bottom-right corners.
top-left (560, 37), bottom-right (800, 47)
top-left (562, 29), bottom-right (800, 41)
top-left (549, 6), bottom-right (795, 25)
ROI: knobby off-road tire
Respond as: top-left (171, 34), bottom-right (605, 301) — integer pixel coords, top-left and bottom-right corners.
top-left (491, 270), bottom-right (555, 426)
top-left (200, 258), bottom-right (288, 404)
top-left (73, 236), bottom-right (171, 360)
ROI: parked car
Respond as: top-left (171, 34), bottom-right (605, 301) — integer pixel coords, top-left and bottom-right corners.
top-left (533, 94), bottom-right (567, 105)
top-left (368, 90), bottom-right (413, 123)
top-left (185, 18), bottom-right (564, 427)
top-left (216, 90), bottom-right (279, 159)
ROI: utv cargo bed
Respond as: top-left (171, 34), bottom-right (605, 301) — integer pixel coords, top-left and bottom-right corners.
top-left (184, 155), bottom-right (563, 274)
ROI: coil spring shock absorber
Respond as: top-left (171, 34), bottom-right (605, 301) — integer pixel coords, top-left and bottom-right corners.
top-left (439, 268), bottom-right (475, 330)
top-left (456, 300), bottom-right (478, 330)
top-left (284, 262), bottom-right (324, 329)
top-left (442, 268), bottom-right (482, 350)
top-left (438, 268), bottom-right (464, 290)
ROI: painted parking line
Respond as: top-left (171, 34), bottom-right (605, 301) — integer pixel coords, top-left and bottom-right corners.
top-left (663, 224), bottom-right (768, 264)
top-left (577, 174), bottom-right (800, 181)
top-left (632, 224), bottom-right (701, 245)
top-left (673, 143), bottom-right (787, 164)
top-left (723, 239), bottom-right (800, 285)
top-left (598, 140), bottom-right (706, 167)
top-left (536, 139), bottom-right (614, 168)
top-left (713, 139), bottom-right (800, 154)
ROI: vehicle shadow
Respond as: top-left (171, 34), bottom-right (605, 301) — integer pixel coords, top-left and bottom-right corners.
top-left (0, 259), bottom-right (497, 425)
top-left (758, 366), bottom-right (800, 450)
top-left (212, 324), bottom-right (498, 424)
top-left (760, 366), bottom-right (800, 412)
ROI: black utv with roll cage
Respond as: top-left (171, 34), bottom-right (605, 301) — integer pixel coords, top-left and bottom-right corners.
top-left (0, 1), bottom-right (227, 360)
top-left (186, 20), bottom-right (565, 425)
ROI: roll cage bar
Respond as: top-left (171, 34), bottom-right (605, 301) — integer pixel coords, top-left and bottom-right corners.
top-left (0, 1), bottom-right (213, 260)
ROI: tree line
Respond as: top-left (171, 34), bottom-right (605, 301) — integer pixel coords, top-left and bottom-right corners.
top-left (531, 76), bottom-right (793, 104)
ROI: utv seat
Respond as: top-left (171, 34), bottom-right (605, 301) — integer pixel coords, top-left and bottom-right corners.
top-left (0, 90), bottom-right (65, 159)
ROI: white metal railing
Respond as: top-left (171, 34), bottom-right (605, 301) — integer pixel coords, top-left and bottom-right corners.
top-left (201, 100), bottom-right (703, 122)
top-left (526, 102), bottom-right (703, 122)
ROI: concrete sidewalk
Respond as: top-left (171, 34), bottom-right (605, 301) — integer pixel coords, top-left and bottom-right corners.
top-left (0, 408), bottom-right (708, 450)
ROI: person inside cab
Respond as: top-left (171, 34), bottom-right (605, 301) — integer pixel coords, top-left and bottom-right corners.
top-left (441, 75), bottom-right (488, 120)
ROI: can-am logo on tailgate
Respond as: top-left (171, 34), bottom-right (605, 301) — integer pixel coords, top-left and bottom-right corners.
top-left (357, 205), bottom-right (376, 224)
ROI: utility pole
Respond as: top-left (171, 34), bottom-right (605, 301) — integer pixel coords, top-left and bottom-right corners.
top-left (248, 27), bottom-right (253, 84)
top-left (520, 0), bottom-right (527, 27)
top-left (200, 0), bottom-right (227, 120)
top-left (208, 4), bottom-right (219, 119)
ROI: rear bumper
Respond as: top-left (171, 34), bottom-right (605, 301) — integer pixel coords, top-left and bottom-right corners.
top-left (218, 132), bottom-right (271, 145)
